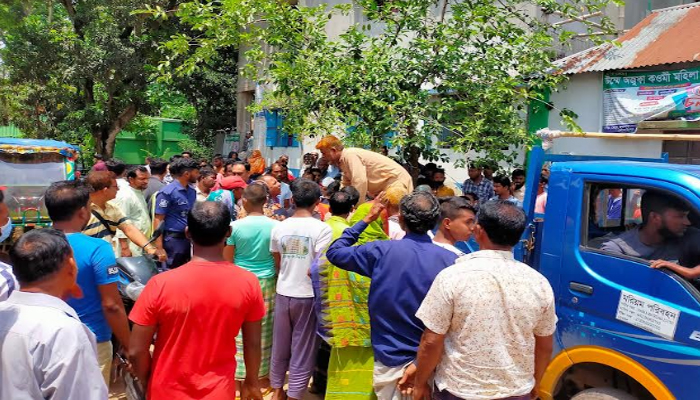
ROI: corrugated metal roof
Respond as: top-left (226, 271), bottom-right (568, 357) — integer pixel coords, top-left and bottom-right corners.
top-left (555, 3), bottom-right (700, 75)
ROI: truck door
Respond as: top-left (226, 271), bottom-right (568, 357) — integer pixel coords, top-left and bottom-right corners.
top-left (558, 174), bottom-right (700, 398)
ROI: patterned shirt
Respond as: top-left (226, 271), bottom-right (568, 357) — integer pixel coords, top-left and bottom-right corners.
top-left (416, 250), bottom-right (557, 399)
top-left (462, 178), bottom-right (494, 204)
top-left (82, 202), bottom-right (131, 245)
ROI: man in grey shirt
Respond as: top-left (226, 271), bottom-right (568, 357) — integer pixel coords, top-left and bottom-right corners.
top-left (0, 229), bottom-right (107, 399)
top-left (602, 191), bottom-right (691, 261)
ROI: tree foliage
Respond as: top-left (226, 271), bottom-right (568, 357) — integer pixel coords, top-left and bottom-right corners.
top-left (157, 0), bottom-right (621, 164)
top-left (0, 0), bottom-right (237, 157)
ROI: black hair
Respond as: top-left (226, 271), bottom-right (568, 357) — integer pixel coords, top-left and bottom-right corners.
top-left (213, 154), bottom-right (223, 161)
top-left (187, 202), bottom-right (231, 246)
top-left (0, 189), bottom-right (4, 204)
top-left (440, 196), bottom-right (476, 221)
top-left (641, 190), bottom-right (689, 225)
top-left (400, 191), bottom-right (441, 234)
top-left (149, 158), bottom-right (169, 175)
top-left (126, 166), bottom-right (149, 180)
top-left (182, 151), bottom-right (193, 157)
top-left (326, 180), bottom-right (341, 199)
top-left (330, 191), bottom-right (354, 216)
top-left (462, 192), bottom-right (479, 203)
top-left (492, 175), bottom-right (511, 188)
top-left (233, 160), bottom-right (251, 172)
top-left (170, 154), bottom-right (183, 162)
top-left (477, 201), bottom-right (526, 246)
top-left (198, 167), bottom-right (216, 179)
top-left (243, 183), bottom-right (268, 207)
top-left (423, 163), bottom-right (438, 173)
top-left (10, 229), bottom-right (73, 285)
top-left (105, 158), bottom-right (126, 176)
top-left (45, 180), bottom-right (91, 222)
top-left (94, 154), bottom-right (103, 160)
top-left (340, 186), bottom-right (360, 207)
top-left (511, 168), bottom-right (526, 178)
top-left (433, 168), bottom-right (446, 176)
top-left (169, 157), bottom-right (200, 177)
top-left (228, 151), bottom-right (238, 159)
top-left (539, 174), bottom-right (549, 185)
top-left (291, 178), bottom-right (321, 209)
top-left (249, 173), bottom-right (262, 181)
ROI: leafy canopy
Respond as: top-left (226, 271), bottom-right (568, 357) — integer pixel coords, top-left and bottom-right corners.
top-left (155, 0), bottom-right (621, 164)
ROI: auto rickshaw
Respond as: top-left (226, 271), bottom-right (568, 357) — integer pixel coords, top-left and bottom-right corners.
top-left (0, 138), bottom-right (79, 248)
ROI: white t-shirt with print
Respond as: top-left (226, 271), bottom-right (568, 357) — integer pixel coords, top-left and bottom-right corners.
top-left (270, 217), bottom-right (333, 298)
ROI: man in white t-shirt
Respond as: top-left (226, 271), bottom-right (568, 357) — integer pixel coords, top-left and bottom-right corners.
top-left (412, 201), bottom-right (557, 400)
top-left (270, 179), bottom-right (333, 400)
top-left (430, 197), bottom-right (476, 256)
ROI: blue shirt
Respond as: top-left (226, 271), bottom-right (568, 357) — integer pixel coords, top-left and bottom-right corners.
top-left (277, 182), bottom-right (292, 205)
top-left (326, 221), bottom-right (459, 367)
top-left (155, 180), bottom-right (196, 232)
top-left (65, 233), bottom-right (119, 342)
top-left (463, 178), bottom-right (494, 204)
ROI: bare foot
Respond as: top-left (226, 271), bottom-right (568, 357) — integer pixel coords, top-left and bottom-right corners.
top-left (271, 388), bottom-right (287, 400)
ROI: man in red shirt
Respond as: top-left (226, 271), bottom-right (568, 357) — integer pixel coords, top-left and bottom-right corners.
top-left (128, 201), bottom-right (266, 400)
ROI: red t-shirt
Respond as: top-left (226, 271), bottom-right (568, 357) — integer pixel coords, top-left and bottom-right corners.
top-left (130, 260), bottom-right (265, 400)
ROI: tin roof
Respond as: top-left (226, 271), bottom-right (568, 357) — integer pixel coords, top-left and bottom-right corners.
top-left (554, 3), bottom-right (700, 75)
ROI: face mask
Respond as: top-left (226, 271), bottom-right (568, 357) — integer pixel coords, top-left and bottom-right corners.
top-left (0, 218), bottom-right (12, 243)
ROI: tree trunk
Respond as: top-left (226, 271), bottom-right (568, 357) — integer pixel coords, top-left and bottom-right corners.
top-left (94, 103), bottom-right (138, 158)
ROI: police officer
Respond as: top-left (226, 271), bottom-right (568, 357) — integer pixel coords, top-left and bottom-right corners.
top-left (153, 158), bottom-right (200, 269)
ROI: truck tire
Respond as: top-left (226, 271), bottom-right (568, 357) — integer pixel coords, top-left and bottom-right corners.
top-left (571, 388), bottom-right (638, 400)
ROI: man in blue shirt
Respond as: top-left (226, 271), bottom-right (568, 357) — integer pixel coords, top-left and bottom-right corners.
top-left (326, 191), bottom-right (458, 400)
top-left (45, 180), bottom-right (131, 385)
top-left (154, 157), bottom-right (200, 269)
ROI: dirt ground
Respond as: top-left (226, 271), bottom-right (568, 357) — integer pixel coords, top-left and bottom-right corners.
top-left (109, 379), bottom-right (324, 400)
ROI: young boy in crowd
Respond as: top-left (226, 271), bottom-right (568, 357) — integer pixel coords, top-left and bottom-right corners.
top-left (270, 179), bottom-right (333, 400)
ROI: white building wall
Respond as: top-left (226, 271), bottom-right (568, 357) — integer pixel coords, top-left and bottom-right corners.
top-left (547, 72), bottom-right (663, 159)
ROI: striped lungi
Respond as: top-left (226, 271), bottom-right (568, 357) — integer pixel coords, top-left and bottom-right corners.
top-left (235, 276), bottom-right (276, 379)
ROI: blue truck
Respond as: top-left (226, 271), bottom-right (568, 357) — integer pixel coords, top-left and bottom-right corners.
top-left (517, 144), bottom-right (700, 399)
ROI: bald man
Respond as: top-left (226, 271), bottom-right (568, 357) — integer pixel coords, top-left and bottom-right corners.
top-left (316, 136), bottom-right (413, 204)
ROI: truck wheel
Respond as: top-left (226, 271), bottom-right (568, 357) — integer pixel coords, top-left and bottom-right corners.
top-left (571, 388), bottom-right (638, 400)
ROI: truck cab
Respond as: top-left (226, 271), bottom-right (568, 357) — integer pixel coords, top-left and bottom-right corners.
top-left (522, 146), bottom-right (700, 399)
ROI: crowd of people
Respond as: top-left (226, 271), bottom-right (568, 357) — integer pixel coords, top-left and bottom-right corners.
top-left (0, 135), bottom-right (559, 400)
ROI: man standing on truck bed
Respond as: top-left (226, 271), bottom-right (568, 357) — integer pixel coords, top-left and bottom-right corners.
top-left (602, 191), bottom-right (691, 261)
top-left (316, 135), bottom-right (413, 205)
top-left (412, 201), bottom-right (557, 400)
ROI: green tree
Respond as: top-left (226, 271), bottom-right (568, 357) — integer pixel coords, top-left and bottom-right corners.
top-left (0, 0), bottom-right (237, 157)
top-left (156, 0), bottom-right (621, 165)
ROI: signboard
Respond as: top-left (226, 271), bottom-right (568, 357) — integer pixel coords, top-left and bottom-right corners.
top-left (616, 290), bottom-right (680, 340)
top-left (602, 67), bottom-right (700, 133)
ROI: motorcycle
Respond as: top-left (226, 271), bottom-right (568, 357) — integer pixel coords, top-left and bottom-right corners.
top-left (116, 224), bottom-right (164, 313)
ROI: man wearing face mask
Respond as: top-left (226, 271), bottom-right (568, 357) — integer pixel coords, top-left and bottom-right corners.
top-left (431, 168), bottom-right (455, 197)
top-left (0, 187), bottom-right (19, 301)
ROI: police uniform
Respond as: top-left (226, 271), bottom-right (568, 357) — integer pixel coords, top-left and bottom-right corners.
top-left (155, 180), bottom-right (196, 269)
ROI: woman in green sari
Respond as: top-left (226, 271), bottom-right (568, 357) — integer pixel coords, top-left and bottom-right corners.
top-left (317, 199), bottom-right (389, 400)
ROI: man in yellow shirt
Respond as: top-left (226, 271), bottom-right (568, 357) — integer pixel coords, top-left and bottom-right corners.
top-left (432, 168), bottom-right (455, 197)
top-left (316, 135), bottom-right (413, 204)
